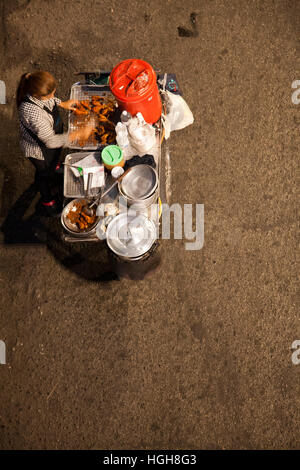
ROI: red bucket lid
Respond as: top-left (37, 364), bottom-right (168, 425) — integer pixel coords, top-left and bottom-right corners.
top-left (109, 59), bottom-right (157, 99)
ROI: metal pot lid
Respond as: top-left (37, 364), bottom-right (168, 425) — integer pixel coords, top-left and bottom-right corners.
top-left (106, 213), bottom-right (157, 258)
top-left (119, 164), bottom-right (158, 200)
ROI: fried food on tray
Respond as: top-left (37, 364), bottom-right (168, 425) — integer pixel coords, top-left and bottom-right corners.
top-left (80, 100), bottom-right (92, 111)
top-left (67, 202), bottom-right (97, 231)
top-left (72, 100), bottom-right (91, 116)
top-left (73, 108), bottom-right (89, 116)
top-left (71, 97), bottom-right (116, 146)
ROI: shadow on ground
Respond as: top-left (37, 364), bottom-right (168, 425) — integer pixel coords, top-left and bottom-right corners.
top-left (0, 180), bottom-right (161, 282)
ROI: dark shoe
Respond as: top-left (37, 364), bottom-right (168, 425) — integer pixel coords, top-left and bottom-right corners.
top-left (46, 204), bottom-right (61, 217)
top-left (41, 200), bottom-right (62, 218)
top-left (54, 163), bottom-right (64, 175)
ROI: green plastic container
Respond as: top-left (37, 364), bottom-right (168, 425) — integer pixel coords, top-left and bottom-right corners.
top-left (101, 145), bottom-right (124, 169)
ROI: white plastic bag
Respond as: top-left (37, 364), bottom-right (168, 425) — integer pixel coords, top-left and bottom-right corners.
top-left (127, 112), bottom-right (156, 155)
top-left (115, 122), bottom-right (136, 160)
top-left (161, 90), bottom-right (194, 139)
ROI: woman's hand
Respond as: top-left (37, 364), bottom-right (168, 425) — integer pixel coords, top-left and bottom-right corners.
top-left (59, 99), bottom-right (79, 110)
top-left (69, 125), bottom-right (94, 144)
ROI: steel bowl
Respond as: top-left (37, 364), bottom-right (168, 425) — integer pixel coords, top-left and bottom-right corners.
top-left (119, 164), bottom-right (158, 200)
top-left (118, 185), bottom-right (159, 210)
top-left (61, 198), bottom-right (100, 236)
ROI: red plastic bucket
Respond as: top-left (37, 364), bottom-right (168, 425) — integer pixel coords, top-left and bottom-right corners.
top-left (109, 59), bottom-right (162, 124)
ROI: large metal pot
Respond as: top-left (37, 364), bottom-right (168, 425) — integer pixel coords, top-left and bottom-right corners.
top-left (118, 164), bottom-right (158, 198)
top-left (118, 185), bottom-right (159, 210)
top-left (61, 198), bottom-right (100, 237)
top-left (118, 164), bottom-right (159, 210)
top-left (106, 213), bottom-right (157, 259)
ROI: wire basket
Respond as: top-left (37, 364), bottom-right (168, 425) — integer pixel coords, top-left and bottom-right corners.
top-left (68, 84), bottom-right (117, 150)
top-left (63, 151), bottom-right (104, 198)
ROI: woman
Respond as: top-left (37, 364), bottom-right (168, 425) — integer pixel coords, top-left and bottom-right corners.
top-left (17, 70), bottom-right (92, 216)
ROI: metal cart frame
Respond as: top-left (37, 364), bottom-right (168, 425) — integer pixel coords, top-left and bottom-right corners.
top-left (62, 70), bottom-right (166, 244)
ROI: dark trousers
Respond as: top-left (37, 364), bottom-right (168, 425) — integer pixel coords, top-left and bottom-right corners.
top-left (29, 150), bottom-right (61, 203)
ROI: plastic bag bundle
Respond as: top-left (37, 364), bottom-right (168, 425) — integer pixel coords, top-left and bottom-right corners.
top-left (116, 112), bottom-right (156, 158)
top-left (161, 90), bottom-right (194, 139)
top-left (127, 112), bottom-right (156, 155)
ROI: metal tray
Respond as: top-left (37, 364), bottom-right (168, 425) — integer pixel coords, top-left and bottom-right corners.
top-left (63, 152), bottom-right (104, 198)
top-left (68, 84), bottom-right (117, 150)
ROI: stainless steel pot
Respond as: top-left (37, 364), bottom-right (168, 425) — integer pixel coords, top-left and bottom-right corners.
top-left (118, 185), bottom-right (159, 210)
top-left (106, 213), bottom-right (157, 259)
top-left (118, 164), bottom-right (158, 200)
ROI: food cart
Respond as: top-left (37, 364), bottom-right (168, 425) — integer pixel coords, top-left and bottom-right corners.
top-left (61, 61), bottom-right (173, 262)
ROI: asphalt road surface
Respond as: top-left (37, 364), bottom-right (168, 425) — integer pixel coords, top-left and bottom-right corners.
top-left (0, 0), bottom-right (299, 450)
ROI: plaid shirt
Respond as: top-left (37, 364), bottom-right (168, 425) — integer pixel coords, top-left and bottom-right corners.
top-left (19, 94), bottom-right (68, 160)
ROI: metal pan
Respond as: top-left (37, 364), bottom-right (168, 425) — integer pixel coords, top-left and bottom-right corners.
top-left (61, 198), bottom-right (100, 237)
top-left (118, 164), bottom-right (158, 200)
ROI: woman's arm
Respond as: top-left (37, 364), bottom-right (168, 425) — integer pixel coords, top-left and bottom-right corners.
top-left (20, 102), bottom-right (93, 148)
top-left (25, 106), bottom-right (68, 149)
top-left (31, 115), bottom-right (94, 148)
top-left (59, 99), bottom-right (79, 110)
